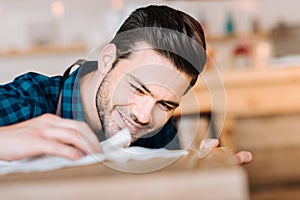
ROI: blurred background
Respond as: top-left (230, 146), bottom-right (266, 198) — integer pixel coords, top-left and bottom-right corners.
top-left (2, 0), bottom-right (300, 81)
top-left (1, 0), bottom-right (300, 199)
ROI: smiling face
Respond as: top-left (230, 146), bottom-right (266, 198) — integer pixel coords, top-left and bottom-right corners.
top-left (96, 48), bottom-right (192, 141)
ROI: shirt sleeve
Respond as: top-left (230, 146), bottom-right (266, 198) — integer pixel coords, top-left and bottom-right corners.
top-left (0, 72), bottom-right (62, 126)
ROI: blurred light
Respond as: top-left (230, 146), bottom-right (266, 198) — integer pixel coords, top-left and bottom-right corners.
top-left (51, 1), bottom-right (64, 18)
top-left (239, 1), bottom-right (256, 12)
top-left (254, 41), bottom-right (272, 68)
top-left (111, 0), bottom-right (124, 11)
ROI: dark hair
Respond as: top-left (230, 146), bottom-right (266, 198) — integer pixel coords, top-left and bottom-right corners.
top-left (110, 5), bottom-right (207, 88)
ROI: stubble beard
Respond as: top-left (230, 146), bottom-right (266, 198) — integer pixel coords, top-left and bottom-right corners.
top-left (95, 73), bottom-right (159, 141)
top-left (96, 76), bottom-right (118, 139)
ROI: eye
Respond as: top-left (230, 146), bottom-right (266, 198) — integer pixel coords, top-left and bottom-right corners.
top-left (159, 102), bottom-right (173, 111)
top-left (130, 83), bottom-right (145, 95)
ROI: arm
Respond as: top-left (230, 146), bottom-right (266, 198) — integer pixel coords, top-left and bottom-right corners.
top-left (0, 114), bottom-right (102, 161)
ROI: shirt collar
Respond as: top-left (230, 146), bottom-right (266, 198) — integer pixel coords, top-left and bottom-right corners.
top-left (60, 67), bottom-right (85, 121)
top-left (60, 60), bottom-right (98, 122)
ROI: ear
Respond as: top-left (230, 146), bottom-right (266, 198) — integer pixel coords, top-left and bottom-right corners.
top-left (97, 43), bottom-right (117, 74)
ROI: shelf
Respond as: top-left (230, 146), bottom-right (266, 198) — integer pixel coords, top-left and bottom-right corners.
top-left (206, 32), bottom-right (270, 43)
top-left (174, 66), bottom-right (300, 117)
top-left (0, 42), bottom-right (87, 58)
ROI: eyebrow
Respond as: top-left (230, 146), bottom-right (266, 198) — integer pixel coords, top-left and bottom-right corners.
top-left (129, 74), bottom-right (153, 96)
top-left (128, 74), bottom-right (179, 108)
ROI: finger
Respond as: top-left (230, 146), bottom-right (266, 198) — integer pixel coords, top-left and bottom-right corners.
top-left (40, 140), bottom-right (85, 160)
top-left (38, 115), bottom-right (102, 154)
top-left (234, 151), bottom-right (253, 165)
top-left (41, 127), bottom-right (101, 155)
top-left (198, 138), bottom-right (219, 158)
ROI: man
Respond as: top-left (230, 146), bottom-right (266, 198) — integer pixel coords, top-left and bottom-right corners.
top-left (0, 5), bottom-right (251, 164)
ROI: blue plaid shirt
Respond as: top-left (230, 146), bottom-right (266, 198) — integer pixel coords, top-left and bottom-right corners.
top-left (0, 61), bottom-right (179, 149)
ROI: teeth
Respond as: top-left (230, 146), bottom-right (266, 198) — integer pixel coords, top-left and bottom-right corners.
top-left (122, 116), bottom-right (135, 129)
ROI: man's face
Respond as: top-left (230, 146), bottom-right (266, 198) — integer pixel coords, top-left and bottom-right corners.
top-left (96, 49), bottom-right (192, 141)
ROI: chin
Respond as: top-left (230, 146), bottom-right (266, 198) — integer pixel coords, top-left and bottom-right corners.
top-left (103, 129), bottom-right (116, 139)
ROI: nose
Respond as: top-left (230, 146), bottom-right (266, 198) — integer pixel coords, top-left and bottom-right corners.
top-left (130, 95), bottom-right (155, 125)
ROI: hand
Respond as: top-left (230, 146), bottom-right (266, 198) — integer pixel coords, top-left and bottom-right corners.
top-left (198, 138), bottom-right (252, 165)
top-left (0, 114), bottom-right (102, 161)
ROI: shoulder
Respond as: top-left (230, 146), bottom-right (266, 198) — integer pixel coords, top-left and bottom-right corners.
top-left (5, 72), bottom-right (63, 94)
top-left (0, 72), bottom-right (65, 108)
top-left (0, 72), bottom-right (64, 125)
top-left (13, 72), bottom-right (63, 86)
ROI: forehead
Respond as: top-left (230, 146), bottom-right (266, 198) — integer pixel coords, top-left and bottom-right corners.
top-left (111, 49), bottom-right (192, 96)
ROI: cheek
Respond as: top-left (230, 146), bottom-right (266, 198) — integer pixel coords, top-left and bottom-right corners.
top-left (152, 106), bottom-right (172, 127)
top-left (111, 81), bottom-right (132, 106)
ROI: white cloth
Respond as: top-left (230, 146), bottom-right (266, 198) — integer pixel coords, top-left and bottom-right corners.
top-left (0, 129), bottom-right (187, 175)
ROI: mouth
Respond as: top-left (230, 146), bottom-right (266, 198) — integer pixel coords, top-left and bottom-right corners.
top-left (114, 110), bottom-right (141, 134)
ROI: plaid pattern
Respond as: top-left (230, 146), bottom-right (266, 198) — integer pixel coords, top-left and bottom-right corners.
top-left (0, 62), bottom-right (179, 149)
top-left (0, 68), bottom-right (82, 126)
top-left (0, 72), bottom-right (63, 125)
top-left (60, 68), bottom-right (85, 121)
